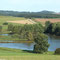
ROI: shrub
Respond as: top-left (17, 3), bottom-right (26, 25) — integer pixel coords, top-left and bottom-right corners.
top-left (55, 48), bottom-right (60, 55)
top-left (3, 22), bottom-right (8, 25)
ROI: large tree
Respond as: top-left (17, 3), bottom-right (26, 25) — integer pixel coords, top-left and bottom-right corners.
top-left (33, 33), bottom-right (49, 53)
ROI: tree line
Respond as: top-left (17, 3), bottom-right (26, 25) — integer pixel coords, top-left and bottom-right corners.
top-left (45, 21), bottom-right (60, 36)
top-left (0, 10), bottom-right (60, 18)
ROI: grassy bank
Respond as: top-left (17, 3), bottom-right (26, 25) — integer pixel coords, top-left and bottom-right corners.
top-left (0, 47), bottom-right (60, 60)
top-left (0, 35), bottom-right (34, 43)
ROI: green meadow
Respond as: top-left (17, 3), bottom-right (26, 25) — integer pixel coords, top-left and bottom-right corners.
top-left (0, 47), bottom-right (59, 60)
top-left (0, 16), bottom-right (25, 25)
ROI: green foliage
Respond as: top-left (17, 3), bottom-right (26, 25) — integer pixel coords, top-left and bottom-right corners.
top-left (45, 22), bottom-right (60, 36)
top-left (33, 33), bottom-right (49, 53)
top-left (0, 26), bottom-right (2, 32)
top-left (11, 34), bottom-right (20, 38)
top-left (52, 23), bottom-right (60, 35)
top-left (26, 31), bottom-right (34, 41)
top-left (8, 24), bottom-right (14, 32)
top-left (55, 48), bottom-right (60, 55)
top-left (8, 23), bottom-right (44, 40)
top-left (45, 21), bottom-right (52, 33)
top-left (0, 10), bottom-right (60, 18)
top-left (33, 23), bottom-right (44, 33)
top-left (7, 23), bottom-right (49, 54)
top-left (3, 22), bottom-right (8, 25)
top-left (45, 21), bottom-right (51, 30)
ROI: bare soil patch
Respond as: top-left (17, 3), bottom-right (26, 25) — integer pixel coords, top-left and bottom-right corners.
top-left (35, 18), bottom-right (60, 24)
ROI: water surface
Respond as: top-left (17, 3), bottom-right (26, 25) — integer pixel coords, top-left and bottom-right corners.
top-left (0, 34), bottom-right (60, 51)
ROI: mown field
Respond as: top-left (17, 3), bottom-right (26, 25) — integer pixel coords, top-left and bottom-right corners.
top-left (0, 47), bottom-right (60, 60)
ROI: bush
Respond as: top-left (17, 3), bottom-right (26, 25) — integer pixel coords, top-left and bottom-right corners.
top-left (55, 48), bottom-right (60, 55)
top-left (3, 22), bottom-right (8, 25)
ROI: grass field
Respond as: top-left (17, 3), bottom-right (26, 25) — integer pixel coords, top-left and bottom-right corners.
top-left (0, 47), bottom-right (59, 60)
top-left (0, 16), bottom-right (25, 25)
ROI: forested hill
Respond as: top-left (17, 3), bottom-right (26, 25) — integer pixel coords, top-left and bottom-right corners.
top-left (0, 10), bottom-right (60, 18)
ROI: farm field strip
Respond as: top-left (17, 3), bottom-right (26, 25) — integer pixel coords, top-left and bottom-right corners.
top-left (35, 18), bottom-right (60, 23)
top-left (7, 19), bottom-right (36, 24)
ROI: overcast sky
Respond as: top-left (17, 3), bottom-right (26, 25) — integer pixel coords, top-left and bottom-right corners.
top-left (0, 0), bottom-right (60, 12)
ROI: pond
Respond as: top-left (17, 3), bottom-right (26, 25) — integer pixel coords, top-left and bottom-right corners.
top-left (0, 34), bottom-right (60, 51)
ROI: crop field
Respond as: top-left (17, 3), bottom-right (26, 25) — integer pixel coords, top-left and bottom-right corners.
top-left (35, 18), bottom-right (60, 24)
top-left (7, 19), bottom-right (36, 24)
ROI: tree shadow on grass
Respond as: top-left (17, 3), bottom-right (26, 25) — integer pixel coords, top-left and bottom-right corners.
top-left (22, 50), bottom-right (35, 53)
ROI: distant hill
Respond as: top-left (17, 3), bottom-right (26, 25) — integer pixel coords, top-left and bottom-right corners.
top-left (0, 10), bottom-right (60, 18)
top-left (39, 10), bottom-right (55, 14)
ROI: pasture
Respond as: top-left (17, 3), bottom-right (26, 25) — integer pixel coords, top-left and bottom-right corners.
top-left (0, 16), bottom-right (25, 25)
top-left (0, 47), bottom-right (60, 60)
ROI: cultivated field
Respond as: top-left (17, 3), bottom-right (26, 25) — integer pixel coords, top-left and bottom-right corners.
top-left (35, 18), bottom-right (60, 24)
top-left (7, 19), bottom-right (36, 24)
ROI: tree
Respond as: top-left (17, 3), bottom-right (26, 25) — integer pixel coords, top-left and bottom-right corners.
top-left (46, 22), bottom-right (60, 36)
top-left (33, 33), bottom-right (49, 53)
top-left (27, 31), bottom-right (34, 41)
top-left (45, 21), bottom-right (51, 32)
top-left (33, 23), bottom-right (44, 34)
top-left (0, 26), bottom-right (2, 32)
top-left (8, 24), bottom-right (14, 32)
top-left (53, 23), bottom-right (60, 35)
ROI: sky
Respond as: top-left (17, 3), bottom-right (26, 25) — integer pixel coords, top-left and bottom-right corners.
top-left (0, 0), bottom-right (60, 12)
